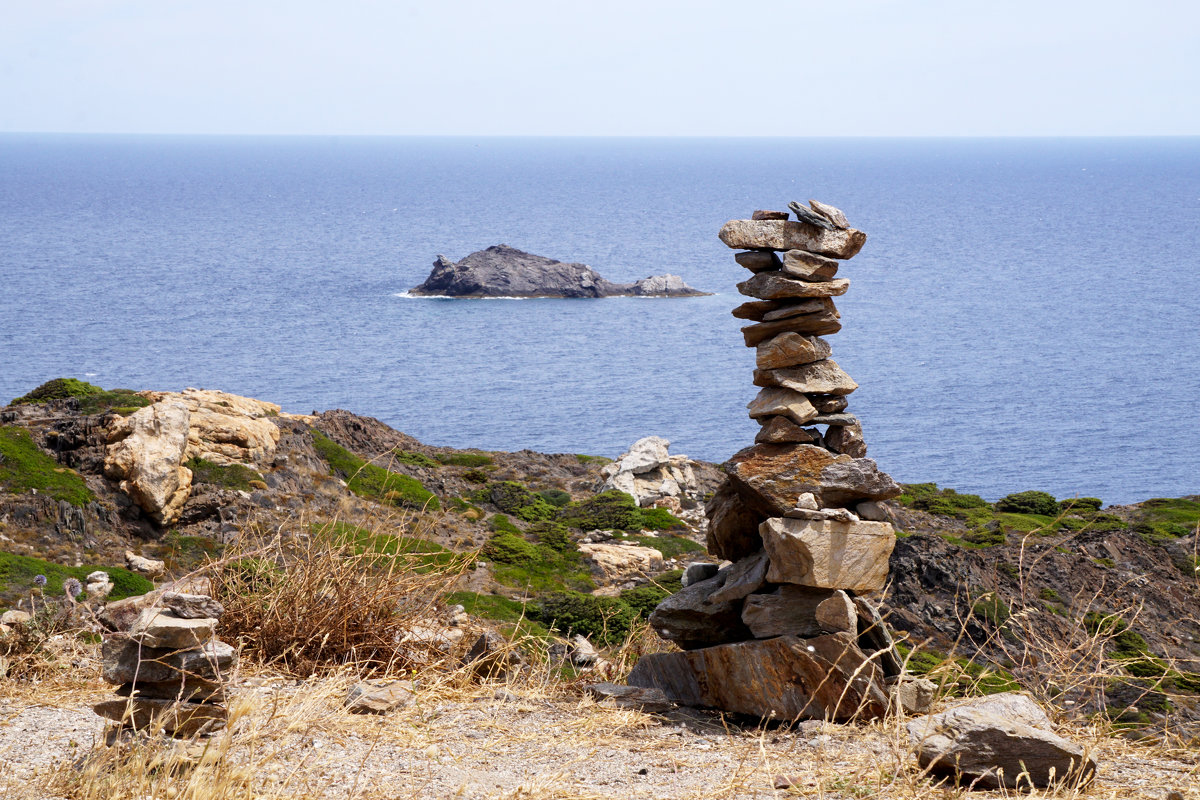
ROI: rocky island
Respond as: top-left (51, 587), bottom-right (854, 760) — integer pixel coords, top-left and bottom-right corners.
top-left (407, 244), bottom-right (709, 298)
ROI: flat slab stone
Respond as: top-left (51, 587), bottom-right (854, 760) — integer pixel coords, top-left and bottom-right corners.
top-left (647, 571), bottom-right (751, 650)
top-left (706, 550), bottom-right (770, 604)
top-left (757, 333), bottom-right (832, 370)
top-left (115, 679), bottom-right (225, 703)
top-left (718, 219), bottom-right (867, 260)
top-left (724, 443), bottom-right (901, 513)
top-left (809, 394), bottom-right (848, 413)
top-left (808, 200), bottom-right (850, 229)
top-left (741, 584), bottom-right (833, 638)
top-left (345, 680), bottom-right (415, 714)
top-left (753, 360), bottom-right (858, 395)
top-left (747, 387), bottom-right (817, 426)
top-left (102, 636), bottom-right (236, 685)
top-left (130, 609), bottom-right (216, 650)
top-left (627, 632), bottom-right (888, 721)
top-left (584, 683), bottom-right (676, 713)
top-left (737, 272), bottom-right (849, 301)
top-left (826, 422), bottom-right (867, 457)
top-left (94, 697), bottom-right (228, 737)
top-left (751, 210), bottom-right (789, 221)
top-left (761, 517), bottom-right (896, 591)
top-left (742, 308), bottom-right (842, 347)
top-left (760, 300), bottom-right (830, 321)
top-left (781, 249), bottom-right (839, 281)
top-left (754, 416), bottom-right (820, 445)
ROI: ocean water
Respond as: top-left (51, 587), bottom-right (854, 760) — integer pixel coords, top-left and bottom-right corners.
top-left (1, 135), bottom-right (1197, 505)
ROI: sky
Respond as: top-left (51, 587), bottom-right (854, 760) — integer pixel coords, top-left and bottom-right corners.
top-left (1, 0), bottom-right (1197, 136)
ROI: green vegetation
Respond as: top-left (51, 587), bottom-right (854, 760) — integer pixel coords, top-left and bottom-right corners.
top-left (0, 427), bottom-right (95, 506)
top-left (558, 490), bottom-right (683, 532)
top-left (393, 450), bottom-right (439, 468)
top-left (0, 552), bottom-right (154, 608)
top-left (313, 521), bottom-right (469, 572)
top-left (443, 591), bottom-right (550, 638)
top-left (1060, 497), bottom-right (1103, 513)
top-left (625, 533), bottom-right (703, 560)
top-left (619, 570), bottom-right (684, 619)
top-left (533, 591), bottom-right (640, 646)
top-left (528, 521), bottom-right (574, 553)
top-left (462, 468), bottom-right (489, 484)
top-left (896, 642), bottom-right (1021, 696)
top-left (574, 454), bottom-right (612, 466)
top-left (10, 378), bottom-right (151, 416)
top-left (970, 592), bottom-right (1011, 626)
top-left (311, 432), bottom-right (440, 511)
top-left (995, 490), bottom-right (1059, 516)
top-left (185, 456), bottom-right (264, 492)
top-left (163, 532), bottom-right (224, 571)
top-left (482, 516), bottom-right (593, 593)
top-left (537, 488), bottom-right (572, 508)
top-left (434, 451), bottom-right (494, 468)
top-left (1131, 498), bottom-right (1200, 542)
top-left (485, 481), bottom-right (557, 522)
top-left (897, 483), bottom-right (990, 518)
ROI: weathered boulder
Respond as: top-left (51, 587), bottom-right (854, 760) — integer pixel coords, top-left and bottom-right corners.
top-left (464, 630), bottom-right (524, 680)
top-left (814, 590), bottom-right (858, 634)
top-left (125, 550), bottom-right (166, 578)
top-left (600, 437), bottom-right (701, 507)
top-left (104, 401), bottom-right (192, 525)
top-left (115, 678), bottom-right (225, 703)
top-left (1, 610), bottom-right (31, 625)
top-left (129, 609), bottom-right (216, 650)
top-left (629, 274), bottom-right (706, 297)
top-left (780, 249), bottom-right (839, 281)
top-left (101, 637), bottom-right (236, 684)
top-left (718, 219), bottom-right (867, 260)
top-left (611, 436), bottom-right (669, 474)
top-left (907, 693), bottom-right (1097, 789)
top-left (94, 696), bottom-right (227, 736)
top-left (757, 333), bottom-right (832, 371)
top-left (682, 562), bottom-right (720, 587)
top-left (788, 201), bottom-right (837, 231)
top-left (808, 200), bottom-right (850, 229)
top-left (706, 550), bottom-right (770, 604)
top-left (747, 387), bottom-right (818, 426)
top-left (578, 542), bottom-right (664, 580)
top-left (647, 571), bottom-right (752, 649)
top-left (345, 680), bottom-right (415, 714)
top-left (741, 585), bottom-right (832, 638)
top-left (705, 481), bottom-right (765, 561)
top-left (761, 517), bottom-right (896, 591)
top-left (161, 592), bottom-right (225, 620)
top-left (742, 307), bottom-right (842, 346)
top-left (628, 632), bottom-right (888, 721)
top-left (725, 443), bottom-right (900, 514)
top-left (584, 682), bottom-right (676, 713)
top-left (754, 416), bottom-right (821, 445)
top-left (737, 273), bottom-right (849, 301)
top-left (888, 675), bottom-right (937, 716)
top-left (826, 421), bottom-right (867, 457)
top-left (734, 251), bottom-right (781, 272)
top-left (753, 360), bottom-right (858, 395)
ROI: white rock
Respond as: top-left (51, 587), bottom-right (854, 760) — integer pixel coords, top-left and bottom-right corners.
top-left (104, 401), bottom-right (193, 525)
top-left (616, 436), bottom-right (671, 475)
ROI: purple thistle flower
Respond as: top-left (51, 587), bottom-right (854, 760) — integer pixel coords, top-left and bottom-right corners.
top-left (33, 575), bottom-right (47, 588)
top-left (64, 577), bottom-right (82, 600)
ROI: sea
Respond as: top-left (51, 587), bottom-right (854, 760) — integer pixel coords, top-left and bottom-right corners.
top-left (1, 135), bottom-right (1197, 506)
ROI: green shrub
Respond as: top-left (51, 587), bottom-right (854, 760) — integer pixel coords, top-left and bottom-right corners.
top-left (313, 522), bottom-right (469, 572)
top-left (538, 489), bottom-right (572, 508)
top-left (896, 483), bottom-right (990, 519)
top-left (394, 450), bottom-right (439, 468)
top-left (443, 591), bottom-right (550, 638)
top-left (487, 481), bottom-right (556, 522)
top-left (488, 514), bottom-right (522, 534)
top-left (995, 490), bottom-right (1059, 516)
top-left (639, 506), bottom-right (685, 531)
top-left (971, 592), bottom-right (1011, 626)
top-left (961, 528), bottom-right (1007, 548)
top-left (462, 468), bottom-right (490, 484)
top-left (0, 427), bottom-right (95, 506)
top-left (558, 490), bottom-right (644, 531)
top-left (618, 570), bottom-right (684, 619)
top-left (11, 378), bottom-right (102, 405)
top-left (1131, 498), bottom-right (1200, 542)
top-left (311, 432), bottom-right (439, 511)
top-left (626, 534), bottom-right (703, 559)
top-left (434, 452), bottom-right (494, 468)
top-left (529, 521), bottom-right (574, 554)
top-left (483, 530), bottom-right (542, 565)
top-left (0, 551), bottom-right (153, 608)
top-left (164, 532), bottom-right (224, 571)
top-left (10, 378), bottom-right (150, 416)
top-left (574, 454), bottom-right (612, 466)
top-left (1060, 497), bottom-right (1103, 513)
top-left (534, 591), bottom-right (639, 646)
top-left (185, 457), bottom-right (264, 492)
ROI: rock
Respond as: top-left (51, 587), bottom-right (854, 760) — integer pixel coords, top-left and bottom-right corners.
top-left (737, 272), bottom-right (849, 301)
top-left (808, 200), bottom-right (850, 229)
top-left (612, 436), bottom-right (669, 474)
top-left (809, 394), bottom-right (848, 413)
top-left (93, 696), bottom-right (228, 737)
top-left (407, 245), bottom-right (708, 298)
top-left (705, 481), bottom-right (765, 561)
top-left (628, 632), bottom-right (888, 721)
top-left (682, 562), bottom-right (720, 587)
top-left (647, 572), bottom-right (751, 650)
top-left (788, 201), bottom-right (836, 231)
top-left (826, 422), bottom-right (867, 457)
top-left (907, 693), bottom-right (1097, 789)
top-left (400, 624), bottom-right (464, 649)
top-left (725, 443), bottom-right (900, 514)
top-left (754, 416), bottom-right (821, 445)
top-left (124, 551), bottom-right (166, 578)
top-left (600, 439), bottom-right (703, 508)
top-left (731, 299), bottom-right (786, 319)
top-left (753, 360), bottom-right (859, 396)
top-left (571, 634), bottom-right (599, 667)
top-left (810, 413), bottom-right (857, 426)
top-left (170, 388), bottom-right (281, 467)
top-left (887, 675), bottom-right (936, 716)
top-left (115, 679), bottom-right (225, 703)
top-left (345, 680), bottom-right (415, 714)
top-left (86, 579), bottom-right (114, 602)
top-left (751, 210), bottom-right (789, 221)
top-left (706, 550), bottom-right (770, 604)
top-left (1, 610), bottom-right (31, 625)
top-left (852, 596), bottom-right (903, 677)
top-left (464, 630), bottom-right (524, 680)
top-left (760, 300), bottom-right (832, 321)
top-left (734, 251), bottom-right (781, 272)
top-left (584, 683), bottom-right (676, 713)
top-left (104, 401), bottom-right (192, 525)
top-left (756, 333), bottom-right (832, 370)
top-left (815, 590), bottom-right (858, 634)
top-left (130, 609), bottom-right (216, 650)
top-left (578, 542), bottom-right (664, 580)
top-left (161, 592), bottom-right (225, 620)
top-left (855, 500), bottom-right (891, 522)
top-left (86, 570), bottom-right (110, 584)
top-left (741, 306), bottom-right (842, 347)
top-left (795, 493), bottom-right (818, 510)
top-left (761, 517), bottom-right (896, 591)
top-left (741, 585), bottom-right (832, 638)
top-left (781, 249), bottom-right (840, 281)
top-left (718, 219), bottom-right (867, 260)
top-left (101, 636), bottom-right (236, 684)
top-left (747, 387), bottom-right (818, 426)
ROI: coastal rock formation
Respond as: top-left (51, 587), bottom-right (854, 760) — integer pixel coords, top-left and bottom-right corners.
top-left (103, 402), bottom-right (193, 525)
top-left (408, 244), bottom-right (708, 298)
top-left (625, 201), bottom-right (907, 722)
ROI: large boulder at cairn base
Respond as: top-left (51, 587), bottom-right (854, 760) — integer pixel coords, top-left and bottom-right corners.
top-left (104, 401), bottom-right (193, 525)
top-left (907, 693), bottom-right (1097, 789)
top-left (627, 632), bottom-right (889, 721)
top-left (408, 245), bottom-right (708, 298)
top-left (725, 443), bottom-right (900, 514)
top-left (718, 219), bottom-right (867, 260)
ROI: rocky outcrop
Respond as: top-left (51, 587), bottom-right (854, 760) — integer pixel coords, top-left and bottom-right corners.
top-left (104, 402), bottom-right (193, 525)
top-left (408, 245), bottom-right (708, 298)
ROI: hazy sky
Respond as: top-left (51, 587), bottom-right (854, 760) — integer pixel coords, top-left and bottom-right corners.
top-left (2, 0), bottom-right (1197, 136)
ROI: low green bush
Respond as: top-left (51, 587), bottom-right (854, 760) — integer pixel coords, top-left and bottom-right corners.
top-left (185, 457), bottom-right (264, 492)
top-left (394, 450), bottom-right (439, 469)
top-left (625, 534), bottom-right (703, 559)
top-left (995, 490), bottom-right (1059, 516)
top-left (488, 481), bottom-right (557, 522)
top-left (538, 488), bottom-right (572, 508)
top-left (529, 521), bottom-right (574, 554)
top-left (558, 490), bottom-right (682, 532)
top-left (971, 592), bottom-right (1011, 626)
top-left (618, 569), bottom-right (684, 619)
top-left (484, 530), bottom-right (542, 565)
top-left (311, 432), bottom-right (440, 511)
top-left (1060, 497), bottom-right (1103, 513)
top-left (10, 378), bottom-right (151, 416)
top-left (0, 427), bottom-right (95, 507)
top-left (434, 452), bottom-right (494, 468)
top-left (534, 591), bottom-right (640, 646)
top-left (0, 551), bottom-right (153, 608)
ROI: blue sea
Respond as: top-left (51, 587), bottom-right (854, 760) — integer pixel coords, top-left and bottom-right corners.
top-left (1, 135), bottom-right (1197, 505)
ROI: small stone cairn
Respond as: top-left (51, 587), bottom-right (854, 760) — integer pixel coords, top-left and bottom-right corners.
top-left (626, 202), bottom-right (925, 721)
top-left (94, 591), bottom-right (234, 738)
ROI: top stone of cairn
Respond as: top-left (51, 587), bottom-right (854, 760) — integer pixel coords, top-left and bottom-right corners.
top-left (720, 200), bottom-right (866, 260)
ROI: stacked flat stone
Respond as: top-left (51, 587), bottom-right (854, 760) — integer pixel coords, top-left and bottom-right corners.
top-left (95, 592), bottom-right (234, 738)
top-left (627, 202), bottom-right (918, 722)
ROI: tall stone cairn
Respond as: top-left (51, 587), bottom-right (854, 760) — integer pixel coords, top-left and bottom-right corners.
top-left (94, 591), bottom-right (234, 738)
top-left (627, 202), bottom-right (921, 722)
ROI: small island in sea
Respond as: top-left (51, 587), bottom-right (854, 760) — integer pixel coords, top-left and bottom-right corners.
top-left (407, 244), bottom-right (710, 298)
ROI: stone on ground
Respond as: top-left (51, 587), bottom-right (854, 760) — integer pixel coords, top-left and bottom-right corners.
top-left (93, 696), bottom-right (228, 736)
top-left (129, 609), bottom-right (217, 650)
top-left (345, 680), bottom-right (415, 714)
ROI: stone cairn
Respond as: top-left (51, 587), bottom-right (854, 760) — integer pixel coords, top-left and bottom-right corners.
top-left (626, 202), bottom-right (928, 721)
top-left (94, 591), bottom-right (234, 738)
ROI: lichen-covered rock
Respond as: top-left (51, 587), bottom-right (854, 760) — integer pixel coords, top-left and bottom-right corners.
top-left (725, 443), bottom-right (900, 514)
top-left (104, 401), bottom-right (192, 525)
top-left (761, 517), bottom-right (896, 591)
